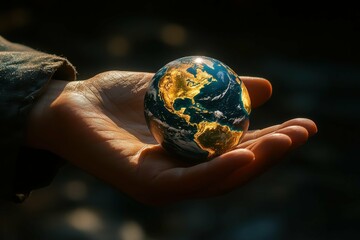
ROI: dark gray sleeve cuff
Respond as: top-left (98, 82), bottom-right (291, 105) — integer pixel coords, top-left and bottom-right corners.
top-left (0, 39), bottom-right (77, 202)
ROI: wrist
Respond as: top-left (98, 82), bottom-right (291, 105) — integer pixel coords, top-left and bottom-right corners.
top-left (25, 80), bottom-right (73, 150)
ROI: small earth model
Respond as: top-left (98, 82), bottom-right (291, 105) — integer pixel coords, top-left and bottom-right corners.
top-left (144, 56), bottom-right (251, 161)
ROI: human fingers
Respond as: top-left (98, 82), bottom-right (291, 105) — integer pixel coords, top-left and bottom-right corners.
top-left (196, 133), bottom-right (292, 197)
top-left (199, 122), bottom-right (311, 197)
top-left (242, 118), bottom-right (318, 142)
top-left (237, 126), bottom-right (309, 149)
top-left (240, 125), bottom-right (309, 150)
top-left (240, 76), bottom-right (272, 108)
top-left (150, 149), bottom-right (255, 196)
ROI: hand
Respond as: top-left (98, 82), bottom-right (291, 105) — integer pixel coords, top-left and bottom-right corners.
top-left (26, 71), bottom-right (317, 205)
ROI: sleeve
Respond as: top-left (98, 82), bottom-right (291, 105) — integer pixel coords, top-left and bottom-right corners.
top-left (0, 36), bottom-right (77, 203)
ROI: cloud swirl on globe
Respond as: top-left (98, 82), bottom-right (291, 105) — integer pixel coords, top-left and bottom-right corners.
top-left (144, 56), bottom-right (251, 161)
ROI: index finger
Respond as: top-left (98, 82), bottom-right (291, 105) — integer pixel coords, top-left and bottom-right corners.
top-left (240, 77), bottom-right (272, 108)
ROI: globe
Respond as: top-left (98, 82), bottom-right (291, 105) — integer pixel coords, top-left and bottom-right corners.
top-left (144, 56), bottom-right (251, 161)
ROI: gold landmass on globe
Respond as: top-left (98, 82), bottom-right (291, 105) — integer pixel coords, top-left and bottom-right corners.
top-left (158, 63), bottom-right (216, 123)
top-left (194, 121), bottom-right (243, 157)
top-left (241, 81), bottom-right (251, 114)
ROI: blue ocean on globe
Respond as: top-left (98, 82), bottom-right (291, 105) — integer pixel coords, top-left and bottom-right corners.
top-left (144, 56), bottom-right (251, 161)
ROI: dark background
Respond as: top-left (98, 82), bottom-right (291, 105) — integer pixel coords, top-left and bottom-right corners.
top-left (1, 1), bottom-right (359, 239)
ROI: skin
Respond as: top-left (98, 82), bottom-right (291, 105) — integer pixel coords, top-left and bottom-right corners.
top-left (26, 71), bottom-right (317, 205)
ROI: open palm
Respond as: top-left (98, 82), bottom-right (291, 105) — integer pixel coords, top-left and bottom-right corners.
top-left (31, 71), bottom-right (317, 205)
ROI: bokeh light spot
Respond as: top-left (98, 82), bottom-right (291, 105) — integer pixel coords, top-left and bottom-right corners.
top-left (66, 208), bottom-right (103, 233)
top-left (0, 8), bottom-right (31, 32)
top-left (107, 35), bottom-right (130, 57)
top-left (160, 24), bottom-right (187, 46)
top-left (118, 221), bottom-right (145, 240)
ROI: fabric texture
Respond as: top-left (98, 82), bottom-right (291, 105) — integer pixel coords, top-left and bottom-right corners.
top-left (0, 36), bottom-right (76, 202)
